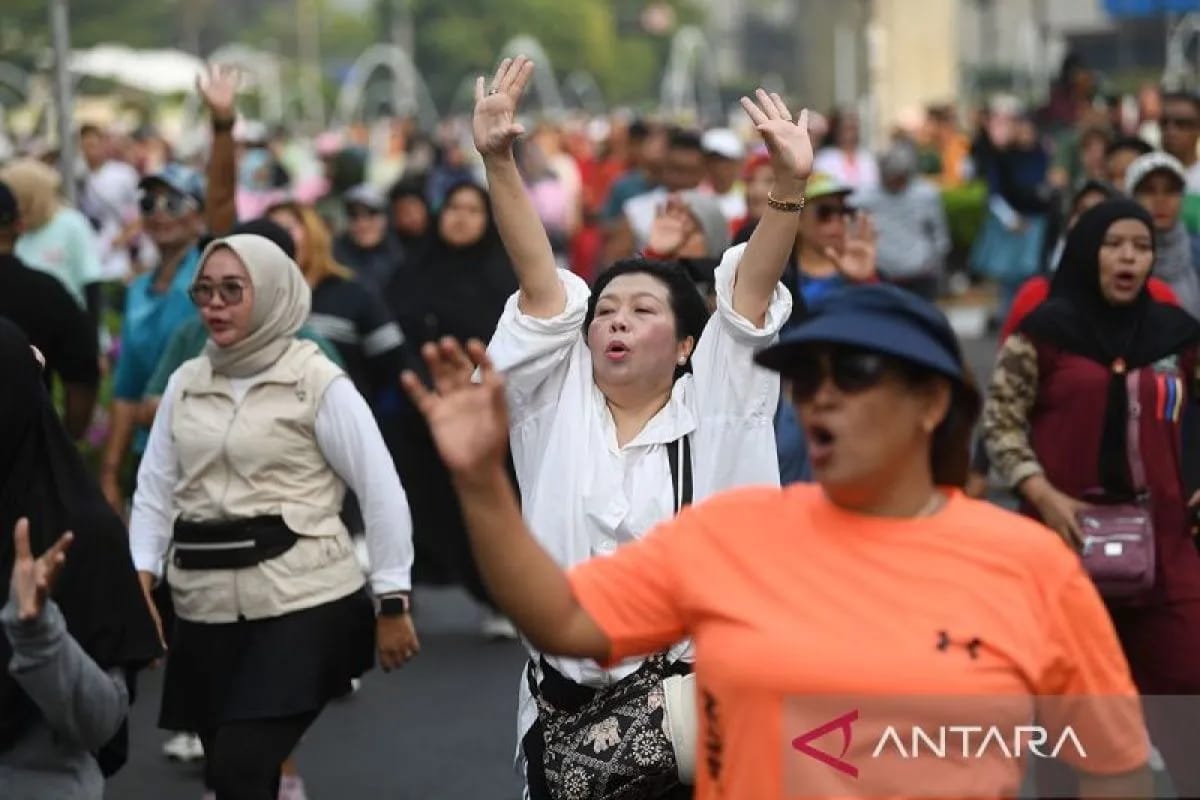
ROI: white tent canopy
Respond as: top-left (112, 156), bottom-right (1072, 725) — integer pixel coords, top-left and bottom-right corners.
top-left (69, 45), bottom-right (205, 94)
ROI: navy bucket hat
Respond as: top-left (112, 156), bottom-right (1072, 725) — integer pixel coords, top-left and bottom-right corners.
top-left (754, 283), bottom-right (969, 387)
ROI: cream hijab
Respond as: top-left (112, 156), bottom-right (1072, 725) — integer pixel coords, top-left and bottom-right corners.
top-left (197, 234), bottom-right (311, 378)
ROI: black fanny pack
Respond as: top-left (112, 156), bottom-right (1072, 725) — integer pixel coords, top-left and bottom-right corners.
top-left (172, 515), bottom-right (299, 570)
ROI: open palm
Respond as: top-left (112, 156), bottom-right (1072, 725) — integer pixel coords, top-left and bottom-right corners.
top-left (473, 56), bottom-right (535, 158)
top-left (197, 63), bottom-right (239, 122)
top-left (739, 89), bottom-right (813, 185)
top-left (826, 213), bottom-right (877, 282)
top-left (401, 339), bottom-right (511, 476)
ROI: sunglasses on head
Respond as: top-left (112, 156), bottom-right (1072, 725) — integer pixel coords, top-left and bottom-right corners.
top-left (139, 192), bottom-right (196, 217)
top-left (786, 346), bottom-right (894, 402)
top-left (813, 203), bottom-right (855, 223)
top-left (188, 279), bottom-right (246, 307)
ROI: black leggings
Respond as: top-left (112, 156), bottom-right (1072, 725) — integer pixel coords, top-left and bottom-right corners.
top-left (200, 710), bottom-right (319, 800)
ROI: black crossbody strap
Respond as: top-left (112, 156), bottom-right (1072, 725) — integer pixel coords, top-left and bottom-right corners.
top-left (666, 435), bottom-right (693, 514)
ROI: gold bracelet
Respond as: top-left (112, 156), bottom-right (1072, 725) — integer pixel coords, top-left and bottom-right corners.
top-left (766, 192), bottom-right (806, 213)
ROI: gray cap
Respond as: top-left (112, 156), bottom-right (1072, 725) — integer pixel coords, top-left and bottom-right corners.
top-left (342, 183), bottom-right (386, 212)
top-left (1125, 151), bottom-right (1187, 195)
top-left (678, 190), bottom-right (732, 257)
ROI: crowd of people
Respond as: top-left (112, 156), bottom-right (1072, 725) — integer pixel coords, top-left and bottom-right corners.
top-left (0, 45), bottom-right (1199, 800)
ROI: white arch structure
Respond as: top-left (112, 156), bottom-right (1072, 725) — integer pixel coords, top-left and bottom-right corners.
top-left (497, 35), bottom-right (565, 116)
top-left (331, 43), bottom-right (439, 131)
top-left (659, 25), bottom-right (721, 125)
top-left (1164, 12), bottom-right (1200, 91)
top-left (563, 70), bottom-right (606, 115)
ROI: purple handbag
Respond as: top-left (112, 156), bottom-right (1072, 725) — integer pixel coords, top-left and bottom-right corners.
top-left (1075, 371), bottom-right (1156, 600)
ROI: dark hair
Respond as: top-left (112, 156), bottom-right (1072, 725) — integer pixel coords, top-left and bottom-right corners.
top-left (1104, 136), bottom-right (1153, 160)
top-left (585, 258), bottom-right (711, 378)
top-left (1070, 179), bottom-right (1116, 214)
top-left (78, 123), bottom-right (102, 139)
top-left (628, 120), bottom-right (650, 141)
top-left (667, 128), bottom-right (703, 154)
top-left (895, 359), bottom-right (981, 488)
top-left (229, 217), bottom-right (297, 259)
top-left (1078, 125), bottom-right (1111, 148)
top-left (1162, 90), bottom-right (1200, 115)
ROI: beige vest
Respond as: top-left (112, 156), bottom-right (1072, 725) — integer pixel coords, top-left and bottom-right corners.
top-left (166, 339), bottom-right (364, 623)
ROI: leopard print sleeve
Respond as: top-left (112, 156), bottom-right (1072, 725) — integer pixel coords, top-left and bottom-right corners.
top-left (983, 333), bottom-right (1044, 489)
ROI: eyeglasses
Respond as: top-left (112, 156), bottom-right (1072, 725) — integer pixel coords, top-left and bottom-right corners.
top-left (787, 346), bottom-right (893, 401)
top-left (814, 204), bottom-right (855, 223)
top-left (1162, 116), bottom-right (1199, 130)
top-left (188, 280), bottom-right (247, 307)
top-left (346, 205), bottom-right (383, 221)
top-left (139, 192), bottom-right (197, 217)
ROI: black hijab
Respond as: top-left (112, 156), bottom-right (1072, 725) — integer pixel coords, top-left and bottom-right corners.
top-left (386, 181), bottom-right (517, 348)
top-left (0, 318), bottom-right (161, 755)
top-left (1020, 199), bottom-right (1200, 494)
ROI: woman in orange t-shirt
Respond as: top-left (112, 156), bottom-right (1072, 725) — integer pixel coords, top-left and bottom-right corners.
top-left (404, 286), bottom-right (1151, 799)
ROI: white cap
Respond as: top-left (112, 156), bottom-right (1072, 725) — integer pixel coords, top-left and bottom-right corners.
top-left (1125, 151), bottom-right (1188, 195)
top-left (701, 128), bottom-right (745, 161)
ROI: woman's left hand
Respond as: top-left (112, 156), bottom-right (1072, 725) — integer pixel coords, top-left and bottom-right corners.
top-left (10, 518), bottom-right (73, 623)
top-left (376, 613), bottom-right (420, 672)
top-left (739, 89), bottom-right (812, 192)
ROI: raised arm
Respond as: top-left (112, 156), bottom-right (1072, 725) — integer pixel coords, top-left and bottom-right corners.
top-left (473, 57), bottom-right (566, 318)
top-left (197, 64), bottom-right (239, 236)
top-left (735, 90), bottom-right (813, 326)
top-left (401, 339), bottom-right (608, 660)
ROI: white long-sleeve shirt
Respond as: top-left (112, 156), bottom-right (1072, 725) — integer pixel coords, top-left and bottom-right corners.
top-left (129, 373), bottom-right (412, 597)
top-left (487, 242), bottom-right (791, 750)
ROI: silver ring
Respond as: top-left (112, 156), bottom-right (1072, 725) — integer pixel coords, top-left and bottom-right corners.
top-left (488, 88), bottom-right (499, 96)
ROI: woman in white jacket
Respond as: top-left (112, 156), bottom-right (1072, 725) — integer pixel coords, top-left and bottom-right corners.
top-left (469, 55), bottom-right (811, 798)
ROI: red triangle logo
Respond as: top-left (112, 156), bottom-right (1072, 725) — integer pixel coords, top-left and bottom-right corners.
top-left (791, 709), bottom-right (859, 778)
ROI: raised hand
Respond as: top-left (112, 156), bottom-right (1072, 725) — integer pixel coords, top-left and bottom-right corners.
top-left (826, 213), bottom-right (877, 283)
top-left (10, 518), bottom-right (73, 622)
top-left (196, 63), bottom-right (240, 124)
top-left (739, 89), bottom-right (813, 193)
top-left (401, 338), bottom-right (511, 479)
top-left (647, 194), bottom-right (699, 256)
top-left (473, 56), bottom-right (535, 159)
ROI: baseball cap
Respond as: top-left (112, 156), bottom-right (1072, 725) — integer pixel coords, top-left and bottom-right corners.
top-left (804, 172), bottom-right (854, 201)
top-left (755, 283), bottom-right (969, 388)
top-left (677, 190), bottom-right (732, 256)
top-left (343, 183), bottom-right (386, 212)
top-left (139, 163), bottom-right (205, 206)
top-left (1125, 151), bottom-right (1187, 195)
top-left (701, 128), bottom-right (746, 161)
top-left (0, 180), bottom-right (17, 226)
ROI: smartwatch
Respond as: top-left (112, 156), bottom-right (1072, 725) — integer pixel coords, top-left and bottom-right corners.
top-left (378, 594), bottom-right (411, 617)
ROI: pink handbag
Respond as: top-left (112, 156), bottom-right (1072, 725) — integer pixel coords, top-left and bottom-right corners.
top-left (1075, 371), bottom-right (1157, 601)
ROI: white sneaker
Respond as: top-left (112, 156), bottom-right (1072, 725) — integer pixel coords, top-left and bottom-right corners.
top-left (481, 612), bottom-right (518, 640)
top-left (163, 732), bottom-right (205, 762)
top-left (278, 774), bottom-right (309, 800)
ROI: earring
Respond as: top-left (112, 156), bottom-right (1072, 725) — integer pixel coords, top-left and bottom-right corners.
top-left (678, 356), bottom-right (687, 365)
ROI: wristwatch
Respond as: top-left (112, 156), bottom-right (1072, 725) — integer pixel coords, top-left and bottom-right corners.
top-left (378, 594), bottom-right (411, 617)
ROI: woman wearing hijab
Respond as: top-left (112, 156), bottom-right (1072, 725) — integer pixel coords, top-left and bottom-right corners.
top-left (0, 318), bottom-right (161, 799)
top-left (127, 234), bottom-right (418, 800)
top-left (387, 178), bottom-right (431, 251)
top-left (984, 198), bottom-right (1200, 791)
top-left (383, 181), bottom-right (517, 632)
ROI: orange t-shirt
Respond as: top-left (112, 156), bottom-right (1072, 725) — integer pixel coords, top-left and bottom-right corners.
top-left (568, 485), bottom-right (1148, 799)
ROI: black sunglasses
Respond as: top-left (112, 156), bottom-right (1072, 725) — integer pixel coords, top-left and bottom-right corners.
top-left (139, 192), bottom-right (196, 217)
top-left (786, 346), bottom-right (893, 401)
top-left (1162, 116), bottom-right (1199, 130)
top-left (189, 280), bottom-right (247, 307)
top-left (814, 204), bottom-right (855, 223)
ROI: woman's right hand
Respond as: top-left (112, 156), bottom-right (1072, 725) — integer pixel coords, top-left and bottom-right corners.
top-left (401, 338), bottom-right (511, 483)
top-left (472, 56), bottom-right (535, 160)
top-left (138, 571), bottom-right (167, 658)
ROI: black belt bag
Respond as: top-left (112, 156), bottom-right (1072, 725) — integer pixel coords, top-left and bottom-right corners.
top-left (172, 515), bottom-right (299, 570)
